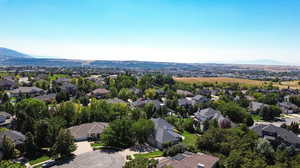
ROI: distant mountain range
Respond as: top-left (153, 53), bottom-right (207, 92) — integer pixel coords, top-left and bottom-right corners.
top-left (233, 59), bottom-right (288, 66)
top-left (0, 47), bottom-right (31, 59)
top-left (0, 47), bottom-right (296, 69)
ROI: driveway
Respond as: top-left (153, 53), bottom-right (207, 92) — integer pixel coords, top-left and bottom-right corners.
top-left (255, 114), bottom-right (300, 127)
top-left (73, 141), bottom-right (93, 155)
top-left (53, 150), bottom-right (124, 168)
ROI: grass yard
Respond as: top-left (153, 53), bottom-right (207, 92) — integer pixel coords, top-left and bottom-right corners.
top-left (182, 131), bottom-right (198, 148)
top-left (49, 74), bottom-right (69, 81)
top-left (252, 114), bottom-right (263, 121)
top-left (133, 150), bottom-right (163, 159)
top-left (29, 155), bottom-right (51, 166)
top-left (90, 141), bottom-right (105, 147)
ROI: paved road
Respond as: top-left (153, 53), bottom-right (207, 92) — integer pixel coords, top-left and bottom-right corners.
top-left (53, 150), bottom-right (124, 168)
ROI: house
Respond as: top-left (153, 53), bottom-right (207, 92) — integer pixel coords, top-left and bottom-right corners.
top-left (53, 78), bottom-right (71, 85)
top-left (105, 98), bottom-right (127, 104)
top-left (68, 122), bottom-right (108, 141)
top-left (178, 98), bottom-right (194, 107)
top-left (0, 130), bottom-right (26, 148)
top-left (176, 90), bottom-right (193, 97)
top-left (128, 88), bottom-right (142, 96)
top-left (192, 95), bottom-right (209, 104)
top-left (199, 89), bottom-right (211, 97)
top-left (0, 112), bottom-right (13, 128)
top-left (248, 101), bottom-right (268, 114)
top-left (88, 88), bottom-right (110, 99)
top-left (34, 93), bottom-right (56, 103)
top-left (148, 118), bottom-right (182, 149)
top-left (0, 80), bottom-right (17, 90)
top-left (2, 76), bottom-right (15, 81)
top-left (251, 124), bottom-right (300, 149)
top-left (193, 108), bottom-right (231, 130)
top-left (132, 99), bottom-right (164, 110)
top-left (8, 86), bottom-right (45, 97)
top-left (18, 77), bottom-right (31, 86)
top-left (59, 83), bottom-right (77, 96)
top-left (278, 102), bottom-right (298, 114)
top-left (158, 152), bottom-right (219, 168)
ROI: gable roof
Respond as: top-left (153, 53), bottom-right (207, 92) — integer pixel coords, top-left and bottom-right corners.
top-left (192, 95), bottom-right (208, 102)
top-left (90, 88), bottom-right (110, 95)
top-left (151, 118), bottom-right (181, 145)
top-left (105, 98), bottom-right (127, 104)
top-left (9, 87), bottom-right (44, 94)
top-left (34, 93), bottom-right (56, 102)
top-left (194, 108), bottom-right (225, 123)
top-left (178, 98), bottom-right (194, 106)
top-left (0, 80), bottom-right (16, 88)
top-left (158, 152), bottom-right (219, 168)
top-left (251, 124), bottom-right (300, 145)
top-left (176, 90), bottom-right (193, 97)
top-left (0, 130), bottom-right (26, 146)
top-left (68, 122), bottom-right (108, 140)
top-left (249, 101), bottom-right (267, 111)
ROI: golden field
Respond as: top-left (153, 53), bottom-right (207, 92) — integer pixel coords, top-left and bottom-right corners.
top-left (174, 77), bottom-right (300, 89)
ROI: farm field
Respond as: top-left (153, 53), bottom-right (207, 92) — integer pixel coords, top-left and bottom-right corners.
top-left (174, 77), bottom-right (300, 89)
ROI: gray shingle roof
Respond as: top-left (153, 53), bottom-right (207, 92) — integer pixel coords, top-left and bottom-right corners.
top-left (193, 108), bottom-right (225, 123)
top-left (151, 118), bottom-right (181, 145)
top-left (0, 130), bottom-right (26, 146)
top-left (68, 122), bottom-right (108, 140)
top-left (9, 87), bottom-right (44, 94)
top-left (251, 124), bottom-right (300, 145)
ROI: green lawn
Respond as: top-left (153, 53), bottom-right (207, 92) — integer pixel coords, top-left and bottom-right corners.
top-left (49, 74), bottom-right (69, 81)
top-left (182, 131), bottom-right (198, 148)
top-left (29, 155), bottom-right (51, 166)
top-left (90, 141), bottom-right (105, 147)
top-left (133, 150), bottom-right (163, 159)
top-left (252, 114), bottom-right (263, 121)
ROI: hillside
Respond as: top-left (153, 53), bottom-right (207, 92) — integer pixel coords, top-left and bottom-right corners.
top-left (0, 47), bottom-right (31, 59)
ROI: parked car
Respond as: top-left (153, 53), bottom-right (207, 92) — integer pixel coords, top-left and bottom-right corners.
top-left (42, 160), bottom-right (56, 168)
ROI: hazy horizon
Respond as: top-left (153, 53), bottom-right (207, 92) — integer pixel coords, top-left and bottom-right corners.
top-left (1, 0), bottom-right (299, 64)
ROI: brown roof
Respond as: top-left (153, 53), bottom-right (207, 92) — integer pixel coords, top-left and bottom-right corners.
top-left (91, 88), bottom-right (110, 95)
top-left (158, 153), bottom-right (219, 168)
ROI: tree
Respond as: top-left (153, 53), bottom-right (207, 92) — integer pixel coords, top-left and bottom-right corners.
top-left (0, 160), bottom-right (25, 168)
top-left (143, 103), bottom-right (156, 119)
top-left (216, 101), bottom-right (248, 124)
top-left (118, 88), bottom-right (134, 100)
top-left (35, 120), bottom-right (52, 148)
top-left (2, 136), bottom-right (17, 159)
top-left (101, 119), bottom-right (134, 148)
top-left (137, 75), bottom-right (154, 91)
top-left (1, 92), bottom-right (9, 103)
top-left (57, 102), bottom-right (78, 126)
top-left (24, 132), bottom-right (39, 158)
top-left (79, 96), bottom-right (89, 106)
top-left (51, 129), bottom-right (76, 158)
top-left (144, 88), bottom-right (157, 99)
top-left (259, 105), bottom-right (281, 121)
top-left (47, 117), bottom-right (66, 146)
top-left (131, 119), bottom-right (154, 143)
top-left (16, 98), bottom-right (48, 119)
top-left (55, 91), bottom-right (69, 103)
top-left (123, 158), bottom-right (158, 168)
top-left (256, 138), bottom-right (275, 164)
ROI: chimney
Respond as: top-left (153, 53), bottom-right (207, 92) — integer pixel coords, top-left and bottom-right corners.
top-left (197, 163), bottom-right (205, 168)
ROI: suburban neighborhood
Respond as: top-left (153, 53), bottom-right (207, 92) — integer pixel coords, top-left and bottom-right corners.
top-left (1, 68), bottom-right (300, 168)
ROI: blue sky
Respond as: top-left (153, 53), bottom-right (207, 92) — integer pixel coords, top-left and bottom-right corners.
top-left (0, 0), bottom-right (300, 64)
